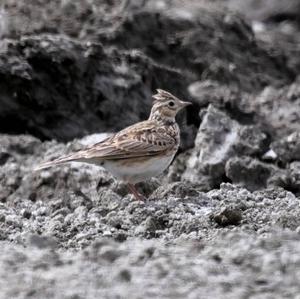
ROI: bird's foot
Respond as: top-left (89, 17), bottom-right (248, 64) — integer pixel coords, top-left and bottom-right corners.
top-left (127, 183), bottom-right (147, 202)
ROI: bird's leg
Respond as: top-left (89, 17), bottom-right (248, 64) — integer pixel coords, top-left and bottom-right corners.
top-left (127, 183), bottom-right (145, 201)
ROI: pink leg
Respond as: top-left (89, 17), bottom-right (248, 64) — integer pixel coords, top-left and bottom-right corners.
top-left (127, 183), bottom-right (145, 201)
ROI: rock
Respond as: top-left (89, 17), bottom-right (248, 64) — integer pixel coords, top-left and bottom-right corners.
top-left (137, 215), bottom-right (168, 238)
top-left (0, 151), bottom-right (11, 166)
top-left (183, 105), bottom-right (267, 189)
top-left (183, 105), bottom-right (238, 187)
top-left (1, 0), bottom-right (128, 39)
top-left (0, 34), bottom-right (191, 143)
top-left (149, 181), bottom-right (201, 200)
top-left (5, 214), bottom-right (22, 228)
top-left (270, 132), bottom-right (300, 164)
top-left (188, 75), bottom-right (300, 149)
top-left (1, 229), bottom-right (300, 298)
top-left (235, 126), bottom-right (268, 155)
top-left (208, 183), bottom-right (300, 233)
top-left (104, 3), bottom-right (293, 92)
top-left (249, 82), bottom-right (300, 138)
top-left (227, 0), bottom-right (300, 23)
top-left (288, 162), bottom-right (300, 193)
top-left (167, 151), bottom-right (192, 183)
top-left (1, 0), bottom-right (300, 297)
top-left (117, 269), bottom-right (132, 282)
top-left (225, 157), bottom-right (273, 191)
top-left (262, 149), bottom-right (278, 161)
top-left (211, 207), bottom-right (243, 226)
top-left (268, 162), bottom-right (300, 195)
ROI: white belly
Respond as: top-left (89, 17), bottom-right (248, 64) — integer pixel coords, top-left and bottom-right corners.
top-left (103, 153), bottom-right (175, 183)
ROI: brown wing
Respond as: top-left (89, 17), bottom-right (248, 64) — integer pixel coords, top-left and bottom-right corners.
top-left (35, 120), bottom-right (179, 170)
top-left (75, 120), bottom-right (179, 160)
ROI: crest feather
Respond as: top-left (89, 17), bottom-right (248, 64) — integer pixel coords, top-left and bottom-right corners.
top-left (152, 89), bottom-right (175, 103)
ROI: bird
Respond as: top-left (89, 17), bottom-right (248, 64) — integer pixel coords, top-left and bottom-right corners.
top-left (35, 89), bottom-right (191, 201)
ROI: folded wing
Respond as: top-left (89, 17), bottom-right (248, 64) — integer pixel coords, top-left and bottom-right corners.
top-left (74, 120), bottom-right (177, 160)
top-left (35, 120), bottom-right (177, 170)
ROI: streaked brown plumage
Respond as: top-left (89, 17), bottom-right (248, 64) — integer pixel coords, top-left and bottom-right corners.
top-left (36, 89), bottom-right (191, 200)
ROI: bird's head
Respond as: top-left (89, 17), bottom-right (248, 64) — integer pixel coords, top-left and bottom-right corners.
top-left (149, 89), bottom-right (191, 122)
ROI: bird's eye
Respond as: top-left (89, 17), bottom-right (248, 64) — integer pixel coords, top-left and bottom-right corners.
top-left (168, 101), bottom-right (175, 107)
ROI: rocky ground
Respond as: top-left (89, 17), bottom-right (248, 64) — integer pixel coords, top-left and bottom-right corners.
top-left (1, 0), bottom-right (300, 298)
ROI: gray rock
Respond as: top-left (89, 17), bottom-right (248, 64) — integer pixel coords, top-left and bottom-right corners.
top-left (1, 230), bottom-right (300, 299)
top-left (270, 131), bottom-right (300, 164)
top-left (288, 162), bottom-right (300, 192)
top-left (183, 105), bottom-right (267, 189)
top-left (250, 82), bottom-right (300, 139)
top-left (1, 1), bottom-right (300, 298)
top-left (227, 0), bottom-right (300, 22)
top-left (104, 2), bottom-right (292, 92)
top-left (149, 181), bottom-right (201, 200)
top-left (211, 206), bottom-right (243, 226)
top-left (0, 35), bottom-right (191, 143)
top-left (225, 157), bottom-right (273, 191)
top-left (183, 105), bottom-right (238, 187)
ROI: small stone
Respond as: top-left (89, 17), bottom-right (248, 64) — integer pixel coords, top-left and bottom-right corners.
top-left (0, 151), bottom-right (10, 165)
top-left (21, 209), bottom-right (32, 219)
top-left (117, 269), bottom-right (131, 282)
top-left (212, 207), bottom-right (242, 226)
top-left (103, 231), bottom-right (112, 237)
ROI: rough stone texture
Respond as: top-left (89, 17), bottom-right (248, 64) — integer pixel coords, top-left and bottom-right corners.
top-left (2, 134), bottom-right (300, 246)
top-left (183, 105), bottom-right (267, 189)
top-left (270, 131), bottom-right (300, 164)
top-left (184, 81), bottom-right (300, 192)
top-left (102, 2), bottom-right (294, 92)
top-left (0, 0), bottom-right (296, 145)
top-left (227, 0), bottom-right (300, 74)
top-left (0, 34), bottom-right (191, 143)
top-left (1, 0), bottom-right (300, 298)
top-left (225, 157), bottom-right (273, 191)
top-left (2, 230), bottom-right (300, 299)
top-left (0, 0), bottom-right (128, 39)
top-left (2, 160), bottom-right (300, 298)
top-left (227, 0), bottom-right (300, 22)
top-left (250, 81), bottom-right (300, 139)
top-left (188, 79), bottom-right (300, 141)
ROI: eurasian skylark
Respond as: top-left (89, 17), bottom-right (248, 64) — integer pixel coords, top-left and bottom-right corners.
top-left (36, 89), bottom-right (191, 200)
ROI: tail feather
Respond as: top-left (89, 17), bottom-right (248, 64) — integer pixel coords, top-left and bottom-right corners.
top-left (34, 153), bottom-right (85, 171)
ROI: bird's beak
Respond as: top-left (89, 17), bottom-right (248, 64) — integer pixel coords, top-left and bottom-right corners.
top-left (179, 100), bottom-right (192, 108)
